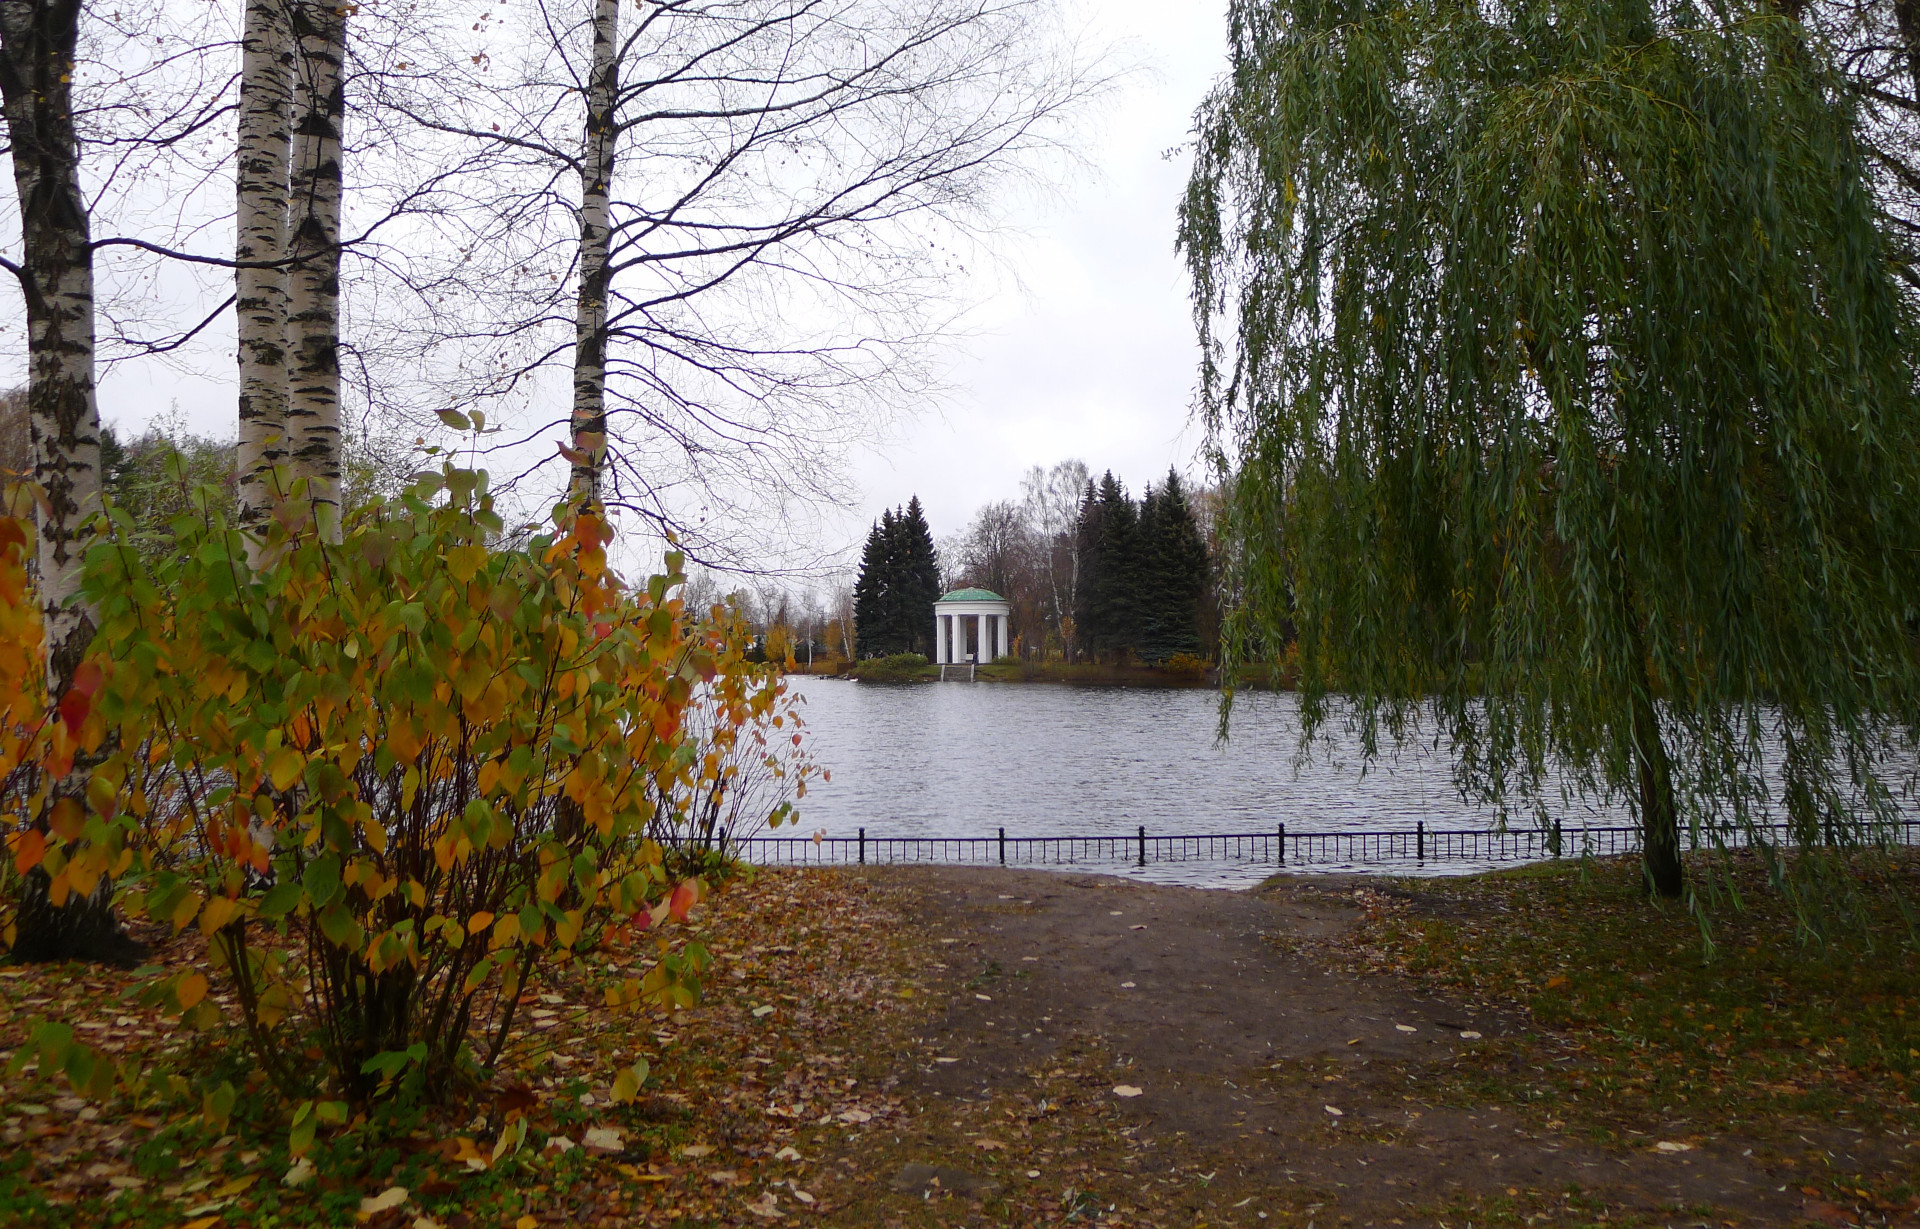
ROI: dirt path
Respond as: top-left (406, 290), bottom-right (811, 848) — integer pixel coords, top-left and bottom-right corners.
top-left (834, 866), bottom-right (1816, 1225)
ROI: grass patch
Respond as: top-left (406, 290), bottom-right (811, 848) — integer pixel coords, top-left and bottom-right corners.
top-left (1337, 853), bottom-right (1920, 1144)
top-left (844, 653), bottom-right (935, 682)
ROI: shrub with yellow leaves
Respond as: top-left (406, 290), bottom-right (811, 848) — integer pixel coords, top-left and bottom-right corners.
top-left (8, 466), bottom-right (802, 1124)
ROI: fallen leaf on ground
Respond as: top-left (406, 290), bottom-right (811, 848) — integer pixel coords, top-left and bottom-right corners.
top-left (360, 1186), bottom-right (409, 1215)
top-left (581, 1126), bottom-right (624, 1153)
top-left (1113, 1085), bottom-right (1143, 1098)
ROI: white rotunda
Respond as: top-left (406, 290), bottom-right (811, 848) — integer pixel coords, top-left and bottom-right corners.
top-left (934, 587), bottom-right (1012, 664)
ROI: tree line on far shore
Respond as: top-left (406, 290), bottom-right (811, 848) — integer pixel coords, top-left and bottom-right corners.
top-left (850, 461), bottom-right (1217, 664)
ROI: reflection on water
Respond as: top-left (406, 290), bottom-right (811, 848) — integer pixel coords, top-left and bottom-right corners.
top-left (778, 679), bottom-right (1633, 888)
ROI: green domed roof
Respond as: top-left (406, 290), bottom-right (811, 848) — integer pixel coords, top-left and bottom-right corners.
top-left (937, 587), bottom-right (1006, 603)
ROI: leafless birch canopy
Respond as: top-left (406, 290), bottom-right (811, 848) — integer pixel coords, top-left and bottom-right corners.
top-left (0, 0), bottom-right (1099, 570)
top-left (354, 0), bottom-right (1098, 564)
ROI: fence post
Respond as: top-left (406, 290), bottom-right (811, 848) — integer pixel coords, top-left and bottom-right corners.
top-left (858, 827), bottom-right (866, 866)
top-left (999, 826), bottom-right (1006, 866)
top-left (1417, 820), bottom-right (1425, 861)
top-left (1551, 819), bottom-right (1562, 858)
top-left (1278, 823), bottom-right (1285, 866)
top-left (1138, 825), bottom-right (1147, 867)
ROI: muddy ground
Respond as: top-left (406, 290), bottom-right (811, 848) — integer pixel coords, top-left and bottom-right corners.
top-left (802, 866), bottom-right (1906, 1227)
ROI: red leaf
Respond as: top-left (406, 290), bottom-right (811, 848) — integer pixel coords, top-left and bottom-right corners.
top-left (71, 661), bottom-right (103, 697)
top-left (668, 880), bottom-right (698, 923)
top-left (10, 828), bottom-right (44, 875)
top-left (56, 688), bottom-right (89, 729)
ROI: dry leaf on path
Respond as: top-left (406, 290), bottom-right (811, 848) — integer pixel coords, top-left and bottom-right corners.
top-left (359, 1185), bottom-right (409, 1214)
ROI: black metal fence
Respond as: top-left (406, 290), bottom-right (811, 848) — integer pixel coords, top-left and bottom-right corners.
top-left (733, 818), bottom-right (1920, 871)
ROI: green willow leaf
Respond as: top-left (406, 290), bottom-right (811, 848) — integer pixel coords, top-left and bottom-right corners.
top-left (1182, 0), bottom-right (1920, 901)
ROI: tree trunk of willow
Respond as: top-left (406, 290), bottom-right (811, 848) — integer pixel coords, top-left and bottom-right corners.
top-left (1626, 620), bottom-right (1684, 898)
top-left (236, 0), bottom-right (296, 538)
top-left (287, 0), bottom-right (345, 536)
top-left (0, 0), bottom-right (140, 965)
top-left (568, 0), bottom-right (619, 511)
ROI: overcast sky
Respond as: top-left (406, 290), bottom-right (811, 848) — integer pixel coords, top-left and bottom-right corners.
top-left (80, 0), bottom-right (1232, 563)
top-left (849, 1), bottom-right (1231, 543)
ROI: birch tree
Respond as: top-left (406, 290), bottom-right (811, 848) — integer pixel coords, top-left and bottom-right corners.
top-left (0, 0), bottom-right (132, 962)
top-left (1020, 458), bottom-right (1088, 646)
top-left (568, 0), bottom-right (618, 508)
top-left (236, 0), bottom-right (295, 530)
top-left (286, 0), bottom-right (347, 533)
top-left (362, 0), bottom-right (1096, 564)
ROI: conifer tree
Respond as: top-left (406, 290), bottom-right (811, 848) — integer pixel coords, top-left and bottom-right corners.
top-left (1138, 469), bottom-right (1209, 662)
top-left (852, 510), bottom-right (895, 656)
top-left (1075, 472), bottom-right (1141, 660)
top-left (851, 497), bottom-right (942, 657)
top-left (899, 496), bottom-right (941, 657)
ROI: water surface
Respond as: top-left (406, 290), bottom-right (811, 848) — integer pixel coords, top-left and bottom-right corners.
top-left (776, 679), bottom-right (1631, 887)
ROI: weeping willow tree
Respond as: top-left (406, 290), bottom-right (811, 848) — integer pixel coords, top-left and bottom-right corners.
top-left (1181, 0), bottom-right (1920, 898)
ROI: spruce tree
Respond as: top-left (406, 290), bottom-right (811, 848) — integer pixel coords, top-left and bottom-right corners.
top-left (852, 510), bottom-right (894, 656)
top-left (1076, 472), bottom-right (1141, 660)
top-left (1139, 469), bottom-right (1208, 662)
top-left (899, 496), bottom-right (942, 657)
top-left (851, 498), bottom-right (941, 657)
top-left (1066, 478), bottom-right (1097, 660)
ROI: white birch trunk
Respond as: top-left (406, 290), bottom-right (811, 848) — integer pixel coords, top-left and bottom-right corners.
top-left (287, 0), bottom-right (346, 536)
top-left (569, 0), bottom-right (620, 510)
top-left (0, 0), bottom-right (141, 965)
top-left (236, 0), bottom-right (296, 534)
top-left (0, 0), bottom-right (101, 701)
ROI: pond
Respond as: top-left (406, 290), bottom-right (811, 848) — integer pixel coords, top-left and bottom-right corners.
top-left (773, 678), bottom-right (1636, 888)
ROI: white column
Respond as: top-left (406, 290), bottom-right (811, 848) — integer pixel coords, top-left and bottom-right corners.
top-left (998, 612), bottom-right (1010, 660)
top-left (935, 613), bottom-right (947, 663)
top-left (982, 614), bottom-right (996, 663)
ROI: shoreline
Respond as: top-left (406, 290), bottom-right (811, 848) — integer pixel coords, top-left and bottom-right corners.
top-left (790, 659), bottom-right (1292, 689)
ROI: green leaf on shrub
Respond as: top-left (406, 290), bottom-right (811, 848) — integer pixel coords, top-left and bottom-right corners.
top-left (317, 903), bottom-right (364, 950)
top-left (303, 854), bottom-right (341, 907)
top-left (290, 1100), bottom-right (317, 1155)
top-left (259, 881), bottom-right (302, 918)
top-left (203, 1081), bottom-right (236, 1131)
top-left (611, 1058), bottom-right (649, 1103)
